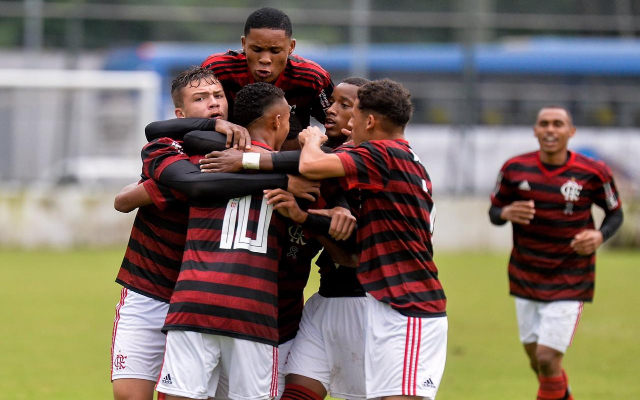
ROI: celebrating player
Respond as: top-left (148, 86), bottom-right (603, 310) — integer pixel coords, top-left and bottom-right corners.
top-left (292, 79), bottom-right (448, 400)
top-left (489, 106), bottom-right (624, 400)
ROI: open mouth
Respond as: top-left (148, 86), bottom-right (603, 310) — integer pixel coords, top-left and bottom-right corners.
top-left (209, 113), bottom-right (222, 119)
top-left (324, 118), bottom-right (337, 129)
top-left (255, 69), bottom-right (271, 78)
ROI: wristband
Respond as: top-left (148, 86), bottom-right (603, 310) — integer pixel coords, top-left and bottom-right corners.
top-left (242, 153), bottom-right (261, 170)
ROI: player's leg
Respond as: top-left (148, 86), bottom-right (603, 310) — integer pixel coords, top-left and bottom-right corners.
top-left (281, 293), bottom-right (329, 400)
top-left (523, 342), bottom-right (539, 375)
top-left (363, 296), bottom-right (447, 400)
top-left (223, 336), bottom-right (279, 400)
top-left (534, 301), bottom-right (582, 400)
top-left (515, 297), bottom-right (542, 376)
top-left (111, 288), bottom-right (169, 400)
top-left (156, 330), bottom-right (223, 400)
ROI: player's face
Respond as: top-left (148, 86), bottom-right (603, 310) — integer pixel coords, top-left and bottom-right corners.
top-left (176, 80), bottom-right (228, 120)
top-left (242, 28), bottom-right (295, 84)
top-left (325, 83), bottom-right (359, 141)
top-left (272, 98), bottom-right (291, 151)
top-left (533, 108), bottom-right (576, 157)
top-left (350, 99), bottom-right (368, 146)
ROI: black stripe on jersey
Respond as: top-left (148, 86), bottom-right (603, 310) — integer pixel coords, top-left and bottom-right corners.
top-left (180, 259), bottom-right (279, 283)
top-left (120, 257), bottom-right (176, 289)
top-left (360, 209), bottom-right (431, 235)
top-left (360, 230), bottom-right (429, 255)
top-left (127, 236), bottom-right (181, 268)
top-left (511, 256), bottom-right (595, 276)
top-left (557, 170), bottom-right (598, 181)
top-left (284, 67), bottom-right (326, 85)
top-left (375, 290), bottom-right (447, 311)
top-left (512, 227), bottom-right (574, 244)
top-left (168, 301), bottom-right (277, 327)
top-left (174, 280), bottom-right (278, 305)
top-left (363, 264), bottom-right (439, 293)
top-left (529, 216), bottom-right (592, 229)
top-left (134, 215), bottom-right (186, 251)
top-left (509, 275), bottom-right (593, 293)
top-left (521, 181), bottom-right (596, 198)
top-left (505, 164), bottom-right (541, 174)
top-left (165, 324), bottom-right (276, 346)
top-left (285, 86), bottom-right (323, 98)
top-left (184, 217), bottom-right (225, 230)
top-left (529, 202), bottom-right (592, 212)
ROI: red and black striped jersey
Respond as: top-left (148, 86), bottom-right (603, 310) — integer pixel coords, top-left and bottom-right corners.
top-left (277, 221), bottom-right (322, 344)
top-left (335, 139), bottom-right (446, 317)
top-left (163, 144), bottom-right (285, 346)
top-left (115, 141), bottom-right (190, 302)
top-left (201, 50), bottom-right (333, 128)
top-left (491, 151), bottom-right (622, 302)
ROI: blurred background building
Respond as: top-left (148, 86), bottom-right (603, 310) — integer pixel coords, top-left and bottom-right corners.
top-left (0, 0), bottom-right (638, 248)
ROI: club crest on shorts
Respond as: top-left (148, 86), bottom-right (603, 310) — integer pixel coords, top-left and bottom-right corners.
top-left (113, 354), bottom-right (127, 370)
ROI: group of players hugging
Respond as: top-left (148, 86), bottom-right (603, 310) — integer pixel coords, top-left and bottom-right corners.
top-left (110, 7), bottom-right (623, 400)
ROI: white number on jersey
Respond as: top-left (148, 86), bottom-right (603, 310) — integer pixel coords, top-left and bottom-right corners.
top-left (220, 195), bottom-right (273, 254)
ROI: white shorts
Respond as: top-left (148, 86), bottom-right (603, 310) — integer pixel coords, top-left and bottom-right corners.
top-left (111, 287), bottom-right (169, 382)
top-left (515, 298), bottom-right (584, 354)
top-left (283, 293), bottom-right (367, 399)
top-left (156, 330), bottom-right (278, 400)
top-left (275, 339), bottom-right (294, 400)
top-left (363, 295), bottom-right (447, 400)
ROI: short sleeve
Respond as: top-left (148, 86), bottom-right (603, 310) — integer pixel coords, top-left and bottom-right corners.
top-left (490, 162), bottom-right (515, 207)
top-left (141, 138), bottom-right (189, 181)
top-left (592, 163), bottom-right (622, 213)
top-left (335, 141), bottom-right (388, 191)
top-left (142, 179), bottom-right (187, 211)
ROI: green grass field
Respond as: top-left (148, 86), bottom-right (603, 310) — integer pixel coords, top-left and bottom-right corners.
top-left (0, 248), bottom-right (638, 400)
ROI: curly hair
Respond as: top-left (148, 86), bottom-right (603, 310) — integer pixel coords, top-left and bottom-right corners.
top-left (234, 82), bottom-right (286, 128)
top-left (244, 7), bottom-right (292, 38)
top-left (357, 78), bottom-right (414, 127)
top-left (170, 67), bottom-right (219, 108)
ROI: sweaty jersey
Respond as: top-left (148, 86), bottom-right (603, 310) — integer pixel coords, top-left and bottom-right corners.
top-left (115, 143), bottom-right (190, 302)
top-left (202, 50), bottom-right (333, 130)
top-left (336, 139), bottom-right (446, 317)
top-left (491, 151), bottom-right (622, 302)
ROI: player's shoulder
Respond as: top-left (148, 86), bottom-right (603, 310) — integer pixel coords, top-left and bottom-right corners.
top-left (502, 151), bottom-right (538, 169)
top-left (286, 54), bottom-right (332, 81)
top-left (142, 137), bottom-right (185, 155)
top-left (570, 151), bottom-right (612, 180)
top-left (201, 49), bottom-right (246, 69)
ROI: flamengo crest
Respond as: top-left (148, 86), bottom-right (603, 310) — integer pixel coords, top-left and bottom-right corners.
top-left (560, 177), bottom-right (582, 202)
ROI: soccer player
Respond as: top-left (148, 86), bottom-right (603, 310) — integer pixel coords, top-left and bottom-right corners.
top-left (111, 68), bottom-right (316, 400)
top-left (201, 7), bottom-right (333, 136)
top-left (111, 67), bottom-right (232, 400)
top-left (154, 82), bottom-right (294, 400)
top-left (489, 106), bottom-right (624, 400)
top-left (293, 79), bottom-right (448, 400)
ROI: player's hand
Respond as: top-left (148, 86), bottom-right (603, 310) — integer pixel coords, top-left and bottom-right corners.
top-left (200, 148), bottom-right (243, 173)
top-left (298, 126), bottom-right (327, 147)
top-left (501, 200), bottom-right (535, 225)
top-left (570, 229), bottom-right (604, 256)
top-left (309, 207), bottom-right (356, 240)
top-left (286, 175), bottom-right (321, 201)
top-left (264, 189), bottom-right (307, 223)
top-left (214, 120), bottom-right (251, 150)
top-left (341, 117), bottom-right (353, 138)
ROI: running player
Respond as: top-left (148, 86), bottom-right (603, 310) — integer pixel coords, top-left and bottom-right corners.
top-left (489, 106), bottom-right (624, 400)
top-left (293, 79), bottom-right (447, 400)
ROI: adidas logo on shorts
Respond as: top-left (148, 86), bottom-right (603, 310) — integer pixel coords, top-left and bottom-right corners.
top-left (162, 374), bottom-right (173, 385)
top-left (421, 378), bottom-right (436, 389)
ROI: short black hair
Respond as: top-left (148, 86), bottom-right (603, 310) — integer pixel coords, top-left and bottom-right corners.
top-left (171, 67), bottom-right (219, 108)
top-left (341, 77), bottom-right (369, 87)
top-left (357, 78), bottom-right (414, 127)
top-left (244, 7), bottom-right (293, 38)
top-left (539, 105), bottom-right (574, 125)
top-left (234, 82), bottom-right (286, 127)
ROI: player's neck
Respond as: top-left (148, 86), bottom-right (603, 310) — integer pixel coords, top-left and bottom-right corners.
top-left (247, 128), bottom-right (275, 152)
top-left (539, 149), bottom-right (569, 166)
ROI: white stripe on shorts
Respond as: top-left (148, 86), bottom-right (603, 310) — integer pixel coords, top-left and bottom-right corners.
top-left (111, 287), bottom-right (128, 380)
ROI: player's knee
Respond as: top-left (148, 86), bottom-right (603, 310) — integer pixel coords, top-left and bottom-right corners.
top-left (536, 351), bottom-right (561, 376)
top-left (112, 379), bottom-right (155, 400)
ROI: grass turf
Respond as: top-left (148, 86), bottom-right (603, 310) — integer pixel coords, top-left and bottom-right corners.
top-left (0, 248), bottom-right (637, 400)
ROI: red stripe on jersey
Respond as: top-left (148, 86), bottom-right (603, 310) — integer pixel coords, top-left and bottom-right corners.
top-left (176, 269), bottom-right (277, 294)
top-left (170, 290), bottom-right (275, 315)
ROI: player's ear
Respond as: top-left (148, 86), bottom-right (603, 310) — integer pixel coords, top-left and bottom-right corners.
top-left (175, 108), bottom-right (186, 118)
top-left (366, 114), bottom-right (376, 130)
top-left (241, 36), bottom-right (247, 52)
top-left (288, 38), bottom-right (296, 55)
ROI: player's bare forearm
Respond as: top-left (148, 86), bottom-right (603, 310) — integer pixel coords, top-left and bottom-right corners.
top-left (114, 182), bottom-right (152, 213)
top-left (299, 127), bottom-right (345, 180)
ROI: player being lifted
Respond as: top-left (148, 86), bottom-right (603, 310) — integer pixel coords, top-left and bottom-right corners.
top-left (489, 106), bottom-right (623, 400)
top-left (290, 79), bottom-right (448, 400)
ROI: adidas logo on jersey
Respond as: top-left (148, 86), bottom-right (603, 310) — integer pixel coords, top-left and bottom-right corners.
top-left (518, 180), bottom-right (531, 191)
top-left (161, 374), bottom-right (172, 385)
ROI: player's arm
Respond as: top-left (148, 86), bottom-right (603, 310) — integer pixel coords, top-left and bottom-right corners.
top-left (198, 148), bottom-right (302, 174)
top-left (315, 235), bottom-right (359, 267)
top-left (298, 127), bottom-right (345, 180)
top-left (114, 182), bottom-right (152, 213)
top-left (570, 209), bottom-right (624, 255)
top-left (310, 76), bottom-right (334, 124)
top-left (489, 201), bottom-right (536, 225)
top-left (145, 118), bottom-right (251, 150)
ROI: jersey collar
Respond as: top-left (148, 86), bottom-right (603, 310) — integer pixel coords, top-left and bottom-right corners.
top-left (536, 150), bottom-right (575, 177)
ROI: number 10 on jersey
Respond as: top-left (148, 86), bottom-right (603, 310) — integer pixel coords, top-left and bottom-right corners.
top-left (220, 196), bottom-right (274, 254)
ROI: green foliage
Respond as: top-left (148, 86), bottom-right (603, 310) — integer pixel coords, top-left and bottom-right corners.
top-left (0, 249), bottom-right (638, 399)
